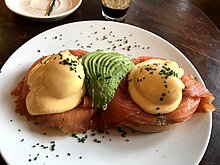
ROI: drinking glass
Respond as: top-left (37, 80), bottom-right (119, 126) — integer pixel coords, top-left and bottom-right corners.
top-left (101, 0), bottom-right (132, 21)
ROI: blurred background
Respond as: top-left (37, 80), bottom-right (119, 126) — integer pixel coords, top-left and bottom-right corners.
top-left (190, 0), bottom-right (220, 29)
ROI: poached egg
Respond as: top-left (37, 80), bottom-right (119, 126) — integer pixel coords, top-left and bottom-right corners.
top-left (128, 59), bottom-right (185, 115)
top-left (26, 50), bottom-right (86, 115)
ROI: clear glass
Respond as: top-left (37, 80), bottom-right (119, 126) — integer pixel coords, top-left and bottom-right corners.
top-left (101, 0), bottom-right (132, 21)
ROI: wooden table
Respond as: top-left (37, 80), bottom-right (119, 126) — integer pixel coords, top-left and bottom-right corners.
top-left (0, 0), bottom-right (219, 164)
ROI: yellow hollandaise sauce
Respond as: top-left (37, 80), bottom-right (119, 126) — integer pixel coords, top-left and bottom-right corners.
top-left (26, 50), bottom-right (86, 115)
top-left (128, 59), bottom-right (185, 115)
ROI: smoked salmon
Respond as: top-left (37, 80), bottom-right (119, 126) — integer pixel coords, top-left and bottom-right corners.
top-left (92, 56), bottom-right (215, 132)
top-left (11, 50), bottom-right (97, 133)
top-left (11, 53), bottom-right (215, 133)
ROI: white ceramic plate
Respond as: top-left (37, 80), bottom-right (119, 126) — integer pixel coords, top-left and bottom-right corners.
top-left (5, 0), bottom-right (82, 22)
top-left (0, 21), bottom-right (211, 165)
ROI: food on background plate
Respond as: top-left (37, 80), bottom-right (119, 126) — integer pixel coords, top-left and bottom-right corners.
top-left (11, 50), bottom-right (215, 134)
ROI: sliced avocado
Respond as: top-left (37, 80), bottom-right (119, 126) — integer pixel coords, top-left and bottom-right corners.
top-left (82, 50), bottom-right (134, 109)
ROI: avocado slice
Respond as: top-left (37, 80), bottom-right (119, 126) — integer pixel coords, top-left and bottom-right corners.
top-left (82, 50), bottom-right (134, 109)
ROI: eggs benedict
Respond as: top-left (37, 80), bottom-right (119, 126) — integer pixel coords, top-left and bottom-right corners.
top-left (127, 59), bottom-right (185, 115)
top-left (11, 49), bottom-right (98, 133)
top-left (11, 50), bottom-right (215, 133)
top-left (91, 56), bottom-right (215, 133)
top-left (26, 50), bottom-right (86, 115)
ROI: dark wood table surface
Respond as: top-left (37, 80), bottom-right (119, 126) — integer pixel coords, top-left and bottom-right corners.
top-left (0, 0), bottom-right (219, 164)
